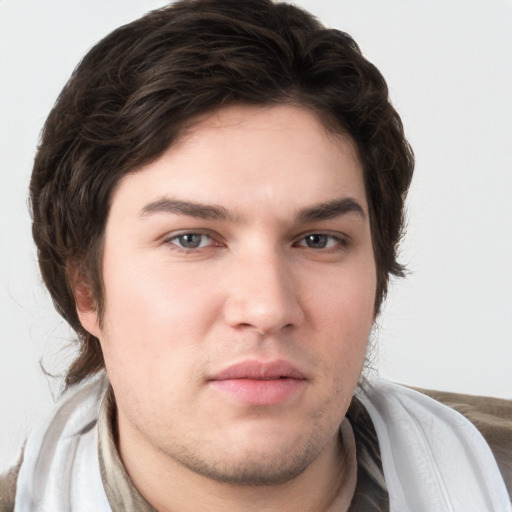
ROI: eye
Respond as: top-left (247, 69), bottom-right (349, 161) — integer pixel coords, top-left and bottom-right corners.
top-left (167, 232), bottom-right (214, 250)
top-left (297, 233), bottom-right (346, 250)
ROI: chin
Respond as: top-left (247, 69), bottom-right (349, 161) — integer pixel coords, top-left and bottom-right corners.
top-left (169, 419), bottom-right (335, 487)
top-left (180, 444), bottom-right (317, 487)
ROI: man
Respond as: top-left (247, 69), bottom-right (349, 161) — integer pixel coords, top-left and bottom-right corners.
top-left (1, 1), bottom-right (510, 511)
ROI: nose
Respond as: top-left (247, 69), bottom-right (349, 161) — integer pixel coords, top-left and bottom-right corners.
top-left (223, 248), bottom-right (305, 335)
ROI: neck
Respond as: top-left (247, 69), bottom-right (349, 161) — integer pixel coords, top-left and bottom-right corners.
top-left (119, 419), bottom-right (357, 512)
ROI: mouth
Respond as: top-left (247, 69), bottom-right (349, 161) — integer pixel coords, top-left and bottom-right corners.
top-left (208, 359), bottom-right (307, 406)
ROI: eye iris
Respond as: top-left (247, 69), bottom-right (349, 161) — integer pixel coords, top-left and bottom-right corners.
top-left (306, 234), bottom-right (328, 249)
top-left (179, 234), bottom-right (202, 249)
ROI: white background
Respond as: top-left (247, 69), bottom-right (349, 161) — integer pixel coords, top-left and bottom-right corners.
top-left (1, 0), bottom-right (511, 469)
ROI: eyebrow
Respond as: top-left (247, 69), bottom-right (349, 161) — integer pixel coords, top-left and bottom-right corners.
top-left (295, 197), bottom-right (366, 223)
top-left (140, 196), bottom-right (366, 223)
top-left (140, 198), bottom-right (236, 221)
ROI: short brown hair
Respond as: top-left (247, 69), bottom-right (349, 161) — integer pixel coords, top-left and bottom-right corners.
top-left (30, 0), bottom-right (414, 387)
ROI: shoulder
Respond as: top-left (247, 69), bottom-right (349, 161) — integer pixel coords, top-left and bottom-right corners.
top-left (417, 387), bottom-right (512, 500)
top-left (0, 451), bottom-right (23, 512)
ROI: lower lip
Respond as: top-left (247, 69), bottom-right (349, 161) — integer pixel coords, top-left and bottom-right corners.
top-left (209, 378), bottom-right (306, 406)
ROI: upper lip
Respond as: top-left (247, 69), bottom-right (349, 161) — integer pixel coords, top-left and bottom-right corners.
top-left (209, 359), bottom-right (307, 381)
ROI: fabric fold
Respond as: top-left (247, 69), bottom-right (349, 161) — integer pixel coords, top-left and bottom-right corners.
top-left (358, 378), bottom-right (512, 512)
top-left (14, 373), bottom-right (112, 512)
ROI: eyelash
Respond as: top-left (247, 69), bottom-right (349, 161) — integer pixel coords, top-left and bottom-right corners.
top-left (294, 233), bottom-right (349, 251)
top-left (164, 231), bottom-right (219, 252)
top-left (164, 231), bottom-right (349, 253)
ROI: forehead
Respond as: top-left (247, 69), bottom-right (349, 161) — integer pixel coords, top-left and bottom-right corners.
top-left (110, 104), bottom-right (366, 220)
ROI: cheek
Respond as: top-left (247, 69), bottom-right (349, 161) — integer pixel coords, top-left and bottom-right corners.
top-left (98, 265), bottom-right (210, 425)
top-left (313, 258), bottom-right (376, 328)
top-left (103, 252), bottom-right (217, 331)
top-left (98, 253), bottom-right (221, 384)
top-left (311, 264), bottom-right (376, 375)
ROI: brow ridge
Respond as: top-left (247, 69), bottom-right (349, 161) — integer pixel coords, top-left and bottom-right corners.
top-left (141, 196), bottom-right (365, 223)
top-left (295, 197), bottom-right (366, 223)
top-left (141, 199), bottom-right (233, 220)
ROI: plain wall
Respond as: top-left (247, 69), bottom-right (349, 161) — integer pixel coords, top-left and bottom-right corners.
top-left (1, 0), bottom-right (511, 469)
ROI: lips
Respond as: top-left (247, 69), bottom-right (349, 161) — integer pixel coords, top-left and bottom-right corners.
top-left (208, 360), bottom-right (307, 406)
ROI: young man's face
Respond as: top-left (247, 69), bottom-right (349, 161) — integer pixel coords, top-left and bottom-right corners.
top-left (79, 104), bottom-right (376, 486)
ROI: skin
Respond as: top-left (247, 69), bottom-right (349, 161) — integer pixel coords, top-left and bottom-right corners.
top-left (77, 104), bottom-right (377, 512)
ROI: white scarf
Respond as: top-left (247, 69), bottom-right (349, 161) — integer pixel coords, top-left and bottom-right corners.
top-left (15, 373), bottom-right (511, 511)
top-left (358, 378), bottom-right (512, 512)
top-left (14, 373), bottom-right (112, 512)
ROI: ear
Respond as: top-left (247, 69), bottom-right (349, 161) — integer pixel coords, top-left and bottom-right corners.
top-left (68, 263), bottom-right (102, 338)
